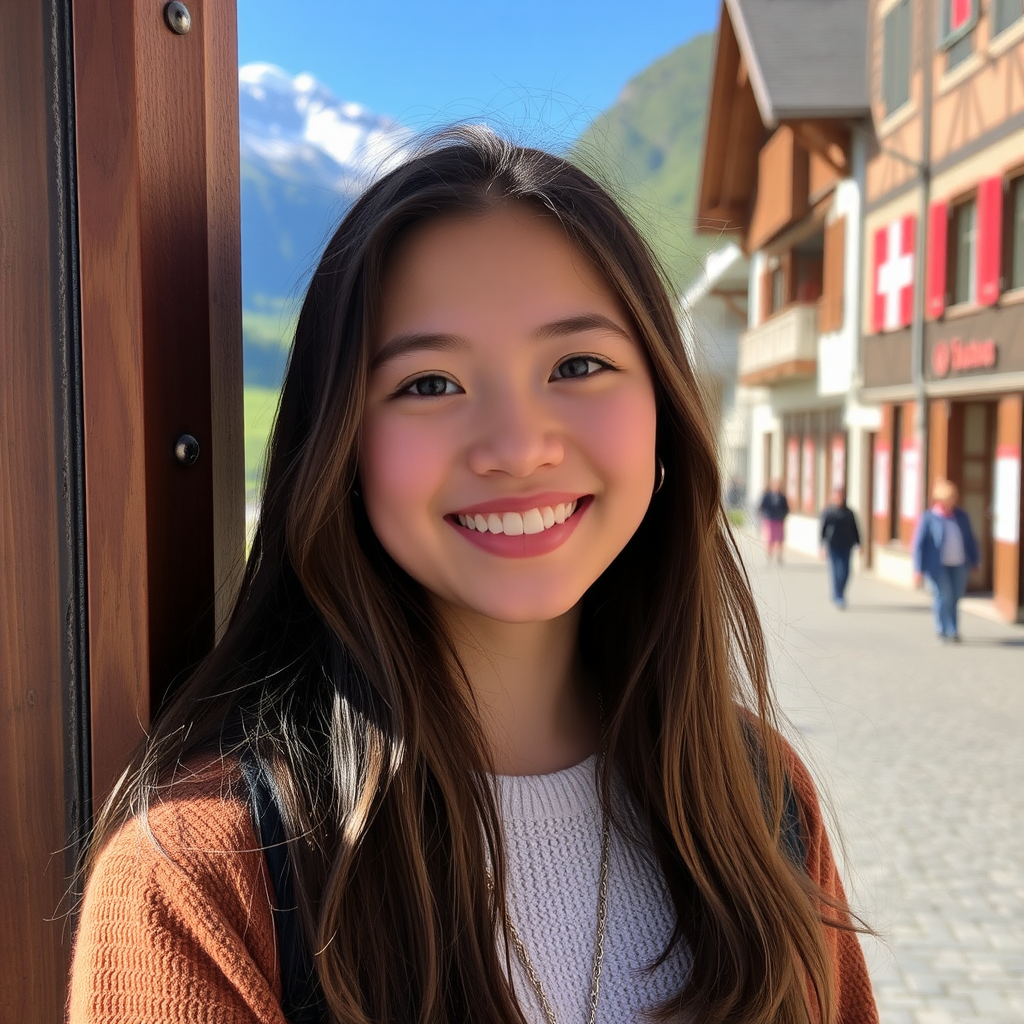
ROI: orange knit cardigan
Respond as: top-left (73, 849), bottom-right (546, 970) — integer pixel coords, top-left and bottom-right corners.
top-left (68, 751), bottom-right (878, 1023)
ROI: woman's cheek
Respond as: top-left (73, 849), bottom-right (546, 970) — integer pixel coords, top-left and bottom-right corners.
top-left (359, 415), bottom-right (450, 528)
top-left (579, 386), bottom-right (657, 490)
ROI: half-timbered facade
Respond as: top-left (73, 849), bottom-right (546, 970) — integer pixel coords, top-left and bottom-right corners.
top-left (863, 0), bottom-right (1024, 621)
top-left (698, 0), bottom-right (874, 553)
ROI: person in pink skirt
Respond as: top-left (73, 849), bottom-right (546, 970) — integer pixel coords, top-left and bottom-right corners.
top-left (758, 478), bottom-right (790, 562)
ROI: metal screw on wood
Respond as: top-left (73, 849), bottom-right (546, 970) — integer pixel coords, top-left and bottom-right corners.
top-left (174, 434), bottom-right (200, 466)
top-left (164, 2), bottom-right (191, 34)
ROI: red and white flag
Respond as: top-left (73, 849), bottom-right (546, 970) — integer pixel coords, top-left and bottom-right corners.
top-left (873, 215), bottom-right (915, 332)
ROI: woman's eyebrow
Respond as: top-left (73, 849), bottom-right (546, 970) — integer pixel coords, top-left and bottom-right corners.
top-left (372, 313), bottom-right (632, 370)
top-left (371, 331), bottom-right (469, 370)
top-left (531, 313), bottom-right (633, 342)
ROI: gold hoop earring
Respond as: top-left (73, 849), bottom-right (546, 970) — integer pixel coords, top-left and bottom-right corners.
top-left (653, 456), bottom-right (666, 495)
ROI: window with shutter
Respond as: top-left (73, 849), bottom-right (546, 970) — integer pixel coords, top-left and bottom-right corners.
top-left (881, 0), bottom-right (911, 117)
top-left (940, 0), bottom-right (977, 69)
top-left (976, 176), bottom-right (1003, 306)
top-left (951, 199), bottom-right (978, 305)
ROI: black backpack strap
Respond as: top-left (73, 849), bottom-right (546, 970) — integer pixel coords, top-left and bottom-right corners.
top-left (739, 720), bottom-right (808, 869)
top-left (240, 754), bottom-right (328, 1024)
top-left (779, 772), bottom-right (807, 868)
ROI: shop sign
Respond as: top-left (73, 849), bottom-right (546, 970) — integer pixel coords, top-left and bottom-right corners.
top-left (931, 337), bottom-right (997, 377)
top-left (994, 445), bottom-right (1021, 545)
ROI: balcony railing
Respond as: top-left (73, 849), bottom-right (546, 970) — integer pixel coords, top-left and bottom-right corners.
top-left (738, 303), bottom-right (818, 386)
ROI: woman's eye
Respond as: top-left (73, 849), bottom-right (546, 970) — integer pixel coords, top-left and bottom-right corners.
top-left (400, 375), bottom-right (461, 397)
top-left (551, 356), bottom-right (609, 380)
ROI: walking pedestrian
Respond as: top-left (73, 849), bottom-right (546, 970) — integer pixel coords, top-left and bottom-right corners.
top-left (912, 479), bottom-right (980, 642)
top-left (68, 128), bottom-right (877, 1024)
top-left (758, 478), bottom-right (789, 562)
top-left (819, 487), bottom-right (860, 608)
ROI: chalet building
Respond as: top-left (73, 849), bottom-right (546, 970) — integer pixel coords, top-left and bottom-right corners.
top-left (697, 0), bottom-right (875, 555)
top-left (862, 0), bottom-right (1024, 621)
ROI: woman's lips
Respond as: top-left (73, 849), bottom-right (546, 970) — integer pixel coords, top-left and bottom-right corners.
top-left (446, 495), bottom-right (592, 559)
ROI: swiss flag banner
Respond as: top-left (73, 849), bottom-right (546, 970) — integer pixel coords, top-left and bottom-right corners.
top-left (874, 215), bottom-right (915, 332)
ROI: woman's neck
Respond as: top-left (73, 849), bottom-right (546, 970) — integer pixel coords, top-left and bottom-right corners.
top-left (440, 602), bottom-right (600, 776)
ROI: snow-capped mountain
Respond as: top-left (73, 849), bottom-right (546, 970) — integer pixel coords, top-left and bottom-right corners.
top-left (239, 63), bottom-right (411, 195)
top-left (239, 65), bottom-right (411, 385)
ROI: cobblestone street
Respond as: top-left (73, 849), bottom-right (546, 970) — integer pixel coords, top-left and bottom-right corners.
top-left (737, 535), bottom-right (1024, 1023)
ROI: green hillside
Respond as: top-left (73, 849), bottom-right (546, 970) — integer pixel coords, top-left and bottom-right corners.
top-left (572, 32), bottom-right (715, 293)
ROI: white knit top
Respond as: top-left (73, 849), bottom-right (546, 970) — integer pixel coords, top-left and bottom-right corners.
top-left (492, 756), bottom-right (690, 1023)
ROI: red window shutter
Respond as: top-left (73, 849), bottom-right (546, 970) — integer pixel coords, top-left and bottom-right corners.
top-left (900, 214), bottom-right (915, 327)
top-left (951, 0), bottom-right (972, 31)
top-left (872, 226), bottom-right (887, 333)
top-left (927, 201), bottom-right (949, 319)
top-left (977, 175), bottom-right (1003, 306)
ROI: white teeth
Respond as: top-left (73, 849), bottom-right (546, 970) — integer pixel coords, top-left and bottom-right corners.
top-left (502, 511), bottom-right (524, 536)
top-left (522, 508), bottom-right (545, 535)
top-left (457, 501), bottom-right (583, 535)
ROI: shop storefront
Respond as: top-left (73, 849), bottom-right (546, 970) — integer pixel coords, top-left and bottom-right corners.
top-left (861, 309), bottom-right (1024, 622)
top-left (923, 307), bottom-right (1024, 621)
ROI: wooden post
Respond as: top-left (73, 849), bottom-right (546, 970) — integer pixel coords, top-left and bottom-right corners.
top-left (1, 4), bottom-right (84, 1018)
top-left (928, 399), bottom-right (949, 502)
top-left (73, 0), bottom-right (244, 803)
top-left (993, 395), bottom-right (1023, 622)
top-left (2, 2), bottom-right (242, 1017)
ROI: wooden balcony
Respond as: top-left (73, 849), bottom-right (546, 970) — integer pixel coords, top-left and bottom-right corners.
top-left (738, 302), bottom-right (819, 386)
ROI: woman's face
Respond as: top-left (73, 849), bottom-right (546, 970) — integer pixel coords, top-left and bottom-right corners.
top-left (359, 205), bottom-right (658, 624)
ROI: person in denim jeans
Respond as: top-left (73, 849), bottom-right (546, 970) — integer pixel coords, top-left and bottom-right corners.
top-left (911, 479), bottom-right (980, 642)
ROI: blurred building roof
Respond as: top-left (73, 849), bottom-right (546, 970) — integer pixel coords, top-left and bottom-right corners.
top-left (696, 0), bottom-right (868, 241)
top-left (726, 0), bottom-right (869, 126)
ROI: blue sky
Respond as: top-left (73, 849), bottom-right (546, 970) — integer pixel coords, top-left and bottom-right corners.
top-left (237, 1), bottom-right (718, 143)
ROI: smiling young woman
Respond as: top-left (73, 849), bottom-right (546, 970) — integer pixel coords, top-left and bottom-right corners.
top-left (69, 128), bottom-right (878, 1024)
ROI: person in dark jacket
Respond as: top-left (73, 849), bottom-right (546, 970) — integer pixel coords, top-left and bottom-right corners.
top-left (911, 479), bottom-right (980, 641)
top-left (819, 488), bottom-right (861, 608)
top-left (758, 479), bottom-right (789, 562)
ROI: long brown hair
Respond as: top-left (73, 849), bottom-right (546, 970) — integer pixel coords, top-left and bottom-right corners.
top-left (87, 127), bottom-right (853, 1023)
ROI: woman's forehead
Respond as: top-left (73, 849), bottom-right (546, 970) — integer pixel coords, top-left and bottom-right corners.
top-left (373, 207), bottom-right (634, 349)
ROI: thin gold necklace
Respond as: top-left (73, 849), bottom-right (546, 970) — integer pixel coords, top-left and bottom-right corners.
top-left (493, 801), bottom-right (611, 1024)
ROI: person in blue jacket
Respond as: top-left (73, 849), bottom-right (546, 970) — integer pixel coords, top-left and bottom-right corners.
top-left (911, 479), bottom-right (980, 642)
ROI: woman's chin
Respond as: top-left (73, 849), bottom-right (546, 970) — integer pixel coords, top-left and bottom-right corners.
top-left (440, 586), bottom-right (585, 627)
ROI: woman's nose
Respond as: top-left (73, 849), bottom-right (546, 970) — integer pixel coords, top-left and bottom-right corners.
top-left (465, 388), bottom-right (564, 478)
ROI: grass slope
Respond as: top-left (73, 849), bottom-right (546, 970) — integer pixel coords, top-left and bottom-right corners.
top-left (244, 385), bottom-right (281, 504)
top-left (572, 32), bottom-right (714, 293)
